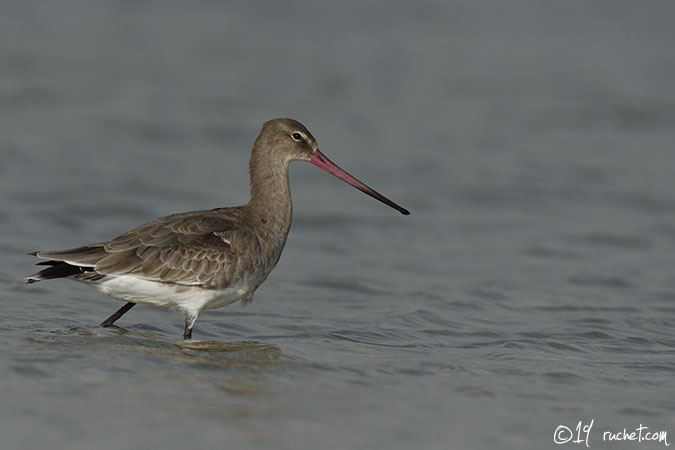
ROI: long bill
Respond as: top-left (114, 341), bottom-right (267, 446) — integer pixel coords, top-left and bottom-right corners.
top-left (309, 150), bottom-right (410, 215)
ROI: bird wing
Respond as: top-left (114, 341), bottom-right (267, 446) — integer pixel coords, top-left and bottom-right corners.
top-left (33, 208), bottom-right (260, 289)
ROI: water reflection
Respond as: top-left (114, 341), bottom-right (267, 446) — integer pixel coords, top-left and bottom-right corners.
top-left (22, 326), bottom-right (285, 398)
top-left (174, 339), bottom-right (282, 367)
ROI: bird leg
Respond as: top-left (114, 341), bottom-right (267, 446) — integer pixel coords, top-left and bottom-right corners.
top-left (101, 302), bottom-right (136, 327)
top-left (183, 311), bottom-right (199, 340)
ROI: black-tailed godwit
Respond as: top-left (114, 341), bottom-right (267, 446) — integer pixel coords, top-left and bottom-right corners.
top-left (27, 118), bottom-right (409, 339)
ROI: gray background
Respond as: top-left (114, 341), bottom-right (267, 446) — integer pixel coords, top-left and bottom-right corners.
top-left (2, 1), bottom-right (674, 449)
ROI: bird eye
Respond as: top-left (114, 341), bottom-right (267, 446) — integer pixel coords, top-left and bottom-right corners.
top-left (291, 132), bottom-right (303, 141)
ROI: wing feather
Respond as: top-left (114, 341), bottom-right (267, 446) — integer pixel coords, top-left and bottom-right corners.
top-left (33, 208), bottom-right (255, 289)
top-left (95, 249), bottom-right (141, 273)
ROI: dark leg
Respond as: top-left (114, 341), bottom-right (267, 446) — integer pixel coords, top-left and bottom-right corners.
top-left (183, 311), bottom-right (198, 340)
top-left (101, 302), bottom-right (136, 327)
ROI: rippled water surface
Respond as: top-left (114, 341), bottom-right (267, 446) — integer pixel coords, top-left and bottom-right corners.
top-left (2, 1), bottom-right (675, 449)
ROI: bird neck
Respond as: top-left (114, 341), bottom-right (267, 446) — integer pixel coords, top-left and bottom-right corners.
top-left (247, 150), bottom-right (293, 234)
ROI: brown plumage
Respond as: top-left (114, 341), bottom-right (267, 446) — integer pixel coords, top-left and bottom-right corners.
top-left (27, 118), bottom-right (409, 339)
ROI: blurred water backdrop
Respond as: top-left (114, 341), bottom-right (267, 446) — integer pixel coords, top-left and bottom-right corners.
top-left (2, 1), bottom-right (675, 449)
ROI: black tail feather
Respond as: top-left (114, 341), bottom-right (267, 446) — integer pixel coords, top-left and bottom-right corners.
top-left (26, 261), bottom-right (95, 284)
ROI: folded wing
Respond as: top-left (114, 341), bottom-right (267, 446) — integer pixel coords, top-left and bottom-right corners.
top-left (29, 208), bottom-right (259, 289)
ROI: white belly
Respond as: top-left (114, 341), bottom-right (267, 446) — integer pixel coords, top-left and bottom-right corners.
top-left (90, 275), bottom-right (252, 314)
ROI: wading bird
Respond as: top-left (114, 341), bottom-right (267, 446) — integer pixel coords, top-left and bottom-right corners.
top-left (27, 118), bottom-right (409, 339)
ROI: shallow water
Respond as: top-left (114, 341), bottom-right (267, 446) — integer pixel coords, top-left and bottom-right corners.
top-left (2, 1), bottom-right (675, 449)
